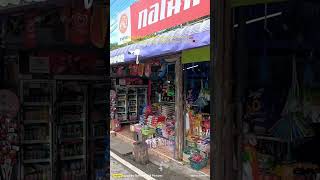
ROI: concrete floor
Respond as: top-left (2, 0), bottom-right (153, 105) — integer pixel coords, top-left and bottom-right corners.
top-left (110, 135), bottom-right (210, 180)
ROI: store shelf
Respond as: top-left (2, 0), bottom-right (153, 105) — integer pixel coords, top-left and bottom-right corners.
top-left (24, 159), bottom-right (50, 164)
top-left (23, 120), bottom-right (49, 124)
top-left (22, 140), bottom-right (50, 144)
top-left (58, 120), bottom-right (84, 125)
top-left (91, 136), bottom-right (104, 140)
top-left (61, 155), bottom-right (85, 161)
top-left (94, 100), bottom-right (108, 104)
top-left (60, 137), bottom-right (84, 142)
top-left (23, 102), bottom-right (50, 106)
top-left (54, 75), bottom-right (104, 80)
top-left (20, 79), bottom-right (53, 178)
top-left (158, 101), bottom-right (175, 104)
top-left (59, 102), bottom-right (83, 106)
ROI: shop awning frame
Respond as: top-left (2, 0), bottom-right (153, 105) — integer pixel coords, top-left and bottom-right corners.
top-left (110, 7), bottom-right (284, 64)
top-left (110, 19), bottom-right (210, 64)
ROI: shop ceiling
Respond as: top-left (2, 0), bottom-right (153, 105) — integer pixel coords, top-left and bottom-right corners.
top-left (0, 0), bottom-right (67, 15)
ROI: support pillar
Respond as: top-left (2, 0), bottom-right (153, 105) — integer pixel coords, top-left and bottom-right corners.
top-left (175, 59), bottom-right (184, 161)
top-left (212, 0), bottom-right (235, 179)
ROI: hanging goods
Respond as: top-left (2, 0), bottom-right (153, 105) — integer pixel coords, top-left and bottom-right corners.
top-left (0, 90), bottom-right (20, 118)
top-left (158, 62), bottom-right (168, 79)
top-left (0, 90), bottom-right (19, 180)
top-left (195, 80), bottom-right (208, 108)
top-left (90, 3), bottom-right (107, 48)
top-left (270, 57), bottom-right (314, 141)
top-left (66, 0), bottom-right (91, 45)
top-left (144, 63), bottom-right (151, 77)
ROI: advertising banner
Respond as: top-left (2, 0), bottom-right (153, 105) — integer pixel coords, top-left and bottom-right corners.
top-left (115, 0), bottom-right (210, 45)
top-left (130, 0), bottom-right (210, 38)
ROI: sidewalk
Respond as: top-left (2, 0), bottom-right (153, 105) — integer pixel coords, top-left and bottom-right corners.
top-left (110, 131), bottom-right (210, 180)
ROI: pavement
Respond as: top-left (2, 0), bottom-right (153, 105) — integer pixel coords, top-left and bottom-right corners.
top-left (110, 156), bottom-right (139, 180)
top-left (110, 134), bottom-right (210, 180)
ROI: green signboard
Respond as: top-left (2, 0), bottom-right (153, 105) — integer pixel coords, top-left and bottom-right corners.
top-left (181, 46), bottom-right (210, 64)
top-left (232, 0), bottom-right (287, 7)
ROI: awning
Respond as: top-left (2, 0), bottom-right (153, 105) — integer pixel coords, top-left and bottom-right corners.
top-left (110, 19), bottom-right (210, 64)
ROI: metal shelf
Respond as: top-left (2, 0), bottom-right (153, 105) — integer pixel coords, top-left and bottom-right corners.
top-left (60, 137), bottom-right (84, 143)
top-left (58, 120), bottom-right (84, 125)
top-left (54, 75), bottom-right (104, 80)
top-left (20, 79), bottom-right (54, 179)
top-left (24, 159), bottom-right (50, 164)
top-left (60, 155), bottom-right (85, 161)
top-left (56, 80), bottom-right (88, 179)
top-left (94, 100), bottom-right (108, 104)
top-left (59, 102), bottom-right (83, 106)
top-left (22, 140), bottom-right (50, 144)
top-left (23, 120), bottom-right (49, 124)
top-left (23, 102), bottom-right (50, 106)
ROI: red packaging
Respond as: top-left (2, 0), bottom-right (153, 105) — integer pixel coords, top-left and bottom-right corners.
top-left (129, 64), bottom-right (139, 76)
top-left (24, 13), bottom-right (37, 49)
top-left (67, 1), bottom-right (91, 45)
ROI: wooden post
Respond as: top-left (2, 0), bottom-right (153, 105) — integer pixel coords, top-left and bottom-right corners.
top-left (175, 59), bottom-right (184, 161)
top-left (234, 7), bottom-right (248, 180)
top-left (132, 141), bottom-right (149, 165)
top-left (212, 0), bottom-right (235, 179)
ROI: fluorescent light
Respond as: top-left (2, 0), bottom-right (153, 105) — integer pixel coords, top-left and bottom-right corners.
top-left (233, 12), bottom-right (282, 28)
top-left (186, 65), bottom-right (199, 70)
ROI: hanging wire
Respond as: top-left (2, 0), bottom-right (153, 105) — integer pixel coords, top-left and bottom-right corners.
top-left (264, 4), bottom-right (271, 35)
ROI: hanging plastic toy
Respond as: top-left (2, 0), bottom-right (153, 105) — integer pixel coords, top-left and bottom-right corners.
top-left (158, 61), bottom-right (168, 79)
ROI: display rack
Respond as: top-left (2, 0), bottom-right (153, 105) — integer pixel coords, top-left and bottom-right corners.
top-left (136, 86), bottom-right (148, 118)
top-left (116, 86), bottom-right (128, 123)
top-left (56, 80), bottom-right (88, 180)
top-left (89, 81), bottom-right (107, 180)
top-left (20, 79), bottom-right (53, 180)
top-left (127, 87), bottom-right (138, 122)
top-left (116, 85), bottom-right (147, 124)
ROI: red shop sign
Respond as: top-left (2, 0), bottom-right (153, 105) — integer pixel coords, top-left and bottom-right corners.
top-left (130, 0), bottom-right (210, 38)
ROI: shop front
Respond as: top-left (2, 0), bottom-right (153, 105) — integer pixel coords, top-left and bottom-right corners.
top-left (110, 26), bottom-right (211, 174)
top-left (231, 1), bottom-right (320, 179)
